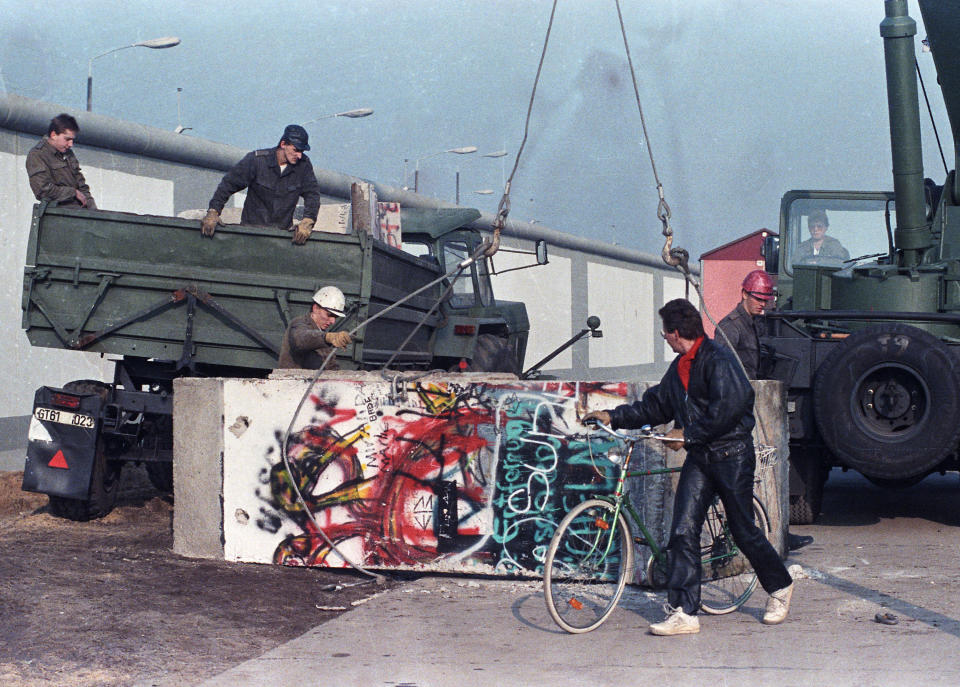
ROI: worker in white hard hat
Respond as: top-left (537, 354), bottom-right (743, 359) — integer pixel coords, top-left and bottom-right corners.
top-left (277, 286), bottom-right (352, 369)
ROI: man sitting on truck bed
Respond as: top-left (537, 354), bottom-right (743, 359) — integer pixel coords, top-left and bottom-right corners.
top-left (201, 124), bottom-right (321, 245)
top-left (277, 286), bottom-right (353, 369)
top-left (25, 113), bottom-right (97, 210)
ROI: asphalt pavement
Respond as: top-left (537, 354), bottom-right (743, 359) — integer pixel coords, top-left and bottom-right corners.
top-left (194, 470), bottom-right (960, 687)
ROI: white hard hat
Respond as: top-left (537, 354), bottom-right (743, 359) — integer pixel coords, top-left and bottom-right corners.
top-left (312, 286), bottom-right (345, 316)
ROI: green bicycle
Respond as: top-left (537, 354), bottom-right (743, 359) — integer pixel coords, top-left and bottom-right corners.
top-left (543, 422), bottom-right (772, 634)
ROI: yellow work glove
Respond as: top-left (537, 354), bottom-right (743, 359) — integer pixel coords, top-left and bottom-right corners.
top-left (292, 217), bottom-right (315, 245)
top-left (581, 410), bottom-right (611, 427)
top-left (324, 330), bottom-right (353, 348)
top-left (201, 209), bottom-right (221, 237)
top-left (664, 428), bottom-right (684, 452)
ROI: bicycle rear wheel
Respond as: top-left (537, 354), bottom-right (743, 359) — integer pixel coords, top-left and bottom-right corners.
top-left (699, 495), bottom-right (770, 615)
top-left (544, 499), bottom-right (634, 633)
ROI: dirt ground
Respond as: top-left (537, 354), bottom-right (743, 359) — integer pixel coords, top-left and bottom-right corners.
top-left (0, 467), bottom-right (398, 687)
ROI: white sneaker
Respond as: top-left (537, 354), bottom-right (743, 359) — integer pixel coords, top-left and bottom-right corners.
top-left (762, 582), bottom-right (794, 625)
top-left (649, 604), bottom-right (700, 636)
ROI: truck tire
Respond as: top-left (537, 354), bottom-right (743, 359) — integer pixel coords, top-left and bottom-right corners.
top-left (789, 448), bottom-right (825, 525)
top-left (47, 380), bottom-right (120, 521)
top-left (812, 324), bottom-right (960, 481)
top-left (468, 334), bottom-right (520, 374)
top-left (145, 462), bottom-right (174, 493)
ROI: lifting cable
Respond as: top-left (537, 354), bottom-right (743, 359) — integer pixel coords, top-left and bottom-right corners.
top-left (613, 0), bottom-right (769, 442)
top-left (274, 3), bottom-right (570, 569)
top-left (274, 3), bottom-right (565, 580)
top-left (277, 0), bottom-right (770, 581)
top-left (485, 0), bottom-right (560, 258)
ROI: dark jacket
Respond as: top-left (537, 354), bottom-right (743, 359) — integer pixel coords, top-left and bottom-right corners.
top-left (25, 137), bottom-right (96, 208)
top-left (208, 148), bottom-right (321, 229)
top-left (277, 313), bottom-right (339, 370)
top-left (716, 302), bottom-right (762, 379)
top-left (796, 234), bottom-right (849, 261)
top-left (608, 336), bottom-right (755, 452)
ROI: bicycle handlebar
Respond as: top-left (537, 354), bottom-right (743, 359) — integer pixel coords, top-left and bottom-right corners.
top-left (582, 420), bottom-right (672, 442)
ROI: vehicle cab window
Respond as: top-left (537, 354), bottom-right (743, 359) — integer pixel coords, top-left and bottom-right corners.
top-left (785, 196), bottom-right (895, 274)
top-left (441, 238), bottom-right (493, 308)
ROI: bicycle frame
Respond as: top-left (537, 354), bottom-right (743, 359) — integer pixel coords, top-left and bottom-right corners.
top-left (578, 426), bottom-right (747, 581)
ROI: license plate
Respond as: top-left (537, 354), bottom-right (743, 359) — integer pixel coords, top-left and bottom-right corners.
top-left (34, 407), bottom-right (96, 429)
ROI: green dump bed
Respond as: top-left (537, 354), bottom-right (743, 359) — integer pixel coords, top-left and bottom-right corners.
top-left (21, 203), bottom-right (445, 372)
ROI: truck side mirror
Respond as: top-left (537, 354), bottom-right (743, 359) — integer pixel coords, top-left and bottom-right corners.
top-left (535, 240), bottom-right (549, 265)
top-left (763, 235), bottom-right (779, 273)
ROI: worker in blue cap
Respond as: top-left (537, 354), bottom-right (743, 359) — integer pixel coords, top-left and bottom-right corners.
top-left (202, 124), bottom-right (321, 244)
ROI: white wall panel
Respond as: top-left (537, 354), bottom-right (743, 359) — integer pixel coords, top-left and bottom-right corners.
top-left (490, 250), bottom-right (572, 370)
top-left (587, 263), bottom-right (654, 368)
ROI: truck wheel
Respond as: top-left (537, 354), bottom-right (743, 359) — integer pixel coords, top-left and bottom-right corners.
top-left (468, 334), bottom-right (520, 374)
top-left (145, 462), bottom-right (174, 493)
top-left (48, 438), bottom-right (121, 521)
top-left (812, 324), bottom-right (960, 481)
top-left (789, 449), bottom-right (825, 525)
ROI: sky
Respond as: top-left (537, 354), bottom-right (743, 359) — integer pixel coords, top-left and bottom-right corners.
top-left (1, 0), bottom-right (953, 260)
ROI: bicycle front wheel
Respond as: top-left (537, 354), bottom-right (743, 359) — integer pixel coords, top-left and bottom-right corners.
top-left (544, 499), bottom-right (634, 633)
top-left (699, 495), bottom-right (770, 615)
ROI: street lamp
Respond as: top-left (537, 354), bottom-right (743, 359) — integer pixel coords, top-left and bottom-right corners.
top-left (174, 87), bottom-right (192, 134)
top-left (303, 108), bottom-right (374, 124)
top-left (414, 146), bottom-right (477, 193)
top-left (482, 149), bottom-right (509, 186)
top-left (87, 36), bottom-right (181, 112)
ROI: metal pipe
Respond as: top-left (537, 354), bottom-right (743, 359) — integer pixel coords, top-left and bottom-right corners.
top-left (880, 0), bottom-right (929, 266)
top-left (0, 93), bottom-right (690, 274)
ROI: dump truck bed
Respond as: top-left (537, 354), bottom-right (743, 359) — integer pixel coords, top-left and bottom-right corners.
top-left (21, 203), bottom-right (444, 371)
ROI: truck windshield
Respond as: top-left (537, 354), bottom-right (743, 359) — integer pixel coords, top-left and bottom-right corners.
top-left (784, 196), bottom-right (894, 273)
top-left (440, 240), bottom-right (493, 308)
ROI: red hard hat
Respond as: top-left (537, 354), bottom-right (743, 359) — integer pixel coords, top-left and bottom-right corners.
top-left (741, 269), bottom-right (775, 300)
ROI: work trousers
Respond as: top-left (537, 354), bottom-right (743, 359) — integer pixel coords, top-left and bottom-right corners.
top-left (665, 442), bottom-right (792, 615)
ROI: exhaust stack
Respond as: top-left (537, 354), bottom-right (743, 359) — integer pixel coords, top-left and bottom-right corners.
top-left (881, 0), bottom-right (928, 267)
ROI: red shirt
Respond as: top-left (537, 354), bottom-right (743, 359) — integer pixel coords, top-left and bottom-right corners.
top-left (677, 336), bottom-right (704, 390)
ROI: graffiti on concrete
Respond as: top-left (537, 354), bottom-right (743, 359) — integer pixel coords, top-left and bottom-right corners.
top-left (235, 379), bottom-right (633, 574)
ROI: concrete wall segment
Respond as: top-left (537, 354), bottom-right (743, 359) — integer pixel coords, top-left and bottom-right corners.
top-left (174, 374), bottom-right (787, 578)
top-left (172, 377), bottom-right (225, 560)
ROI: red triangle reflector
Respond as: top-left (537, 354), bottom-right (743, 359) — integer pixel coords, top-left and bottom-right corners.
top-left (48, 450), bottom-right (69, 469)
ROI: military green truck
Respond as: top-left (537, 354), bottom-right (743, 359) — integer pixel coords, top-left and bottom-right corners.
top-left (21, 201), bottom-right (541, 520)
top-left (761, 0), bottom-right (960, 524)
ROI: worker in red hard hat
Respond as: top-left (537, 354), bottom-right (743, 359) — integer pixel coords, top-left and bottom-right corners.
top-left (716, 269), bottom-right (775, 380)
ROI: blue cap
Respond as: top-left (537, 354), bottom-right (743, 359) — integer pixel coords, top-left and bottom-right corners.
top-left (281, 124), bottom-right (310, 151)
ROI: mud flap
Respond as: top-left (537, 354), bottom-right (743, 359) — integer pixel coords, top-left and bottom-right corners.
top-left (22, 386), bottom-right (101, 499)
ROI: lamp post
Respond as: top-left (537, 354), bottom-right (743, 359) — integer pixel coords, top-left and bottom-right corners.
top-left (174, 87), bottom-right (192, 134)
top-left (414, 146), bottom-right (477, 194)
top-left (87, 36), bottom-right (181, 112)
top-left (303, 108), bottom-right (374, 125)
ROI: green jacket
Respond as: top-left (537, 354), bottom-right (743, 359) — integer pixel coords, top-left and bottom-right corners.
top-left (25, 137), bottom-right (96, 209)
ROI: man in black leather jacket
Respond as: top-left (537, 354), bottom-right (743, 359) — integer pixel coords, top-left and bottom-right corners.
top-left (583, 298), bottom-right (793, 636)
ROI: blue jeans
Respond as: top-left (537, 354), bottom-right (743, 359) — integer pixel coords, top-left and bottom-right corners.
top-left (665, 442), bottom-right (792, 614)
